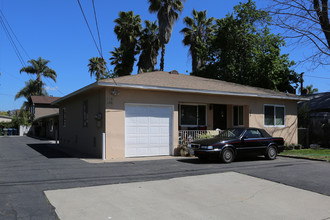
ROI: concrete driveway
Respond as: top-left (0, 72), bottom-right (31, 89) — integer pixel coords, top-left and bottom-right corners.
top-left (46, 172), bottom-right (330, 220)
top-left (1, 136), bottom-right (330, 219)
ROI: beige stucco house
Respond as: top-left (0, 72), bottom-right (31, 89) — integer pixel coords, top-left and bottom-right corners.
top-left (53, 71), bottom-right (306, 159)
top-left (30, 96), bottom-right (60, 139)
top-left (0, 115), bottom-right (12, 123)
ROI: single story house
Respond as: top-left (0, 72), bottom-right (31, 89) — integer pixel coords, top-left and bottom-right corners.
top-left (29, 96), bottom-right (60, 139)
top-left (53, 71), bottom-right (306, 159)
top-left (0, 115), bottom-right (12, 123)
top-left (298, 92), bottom-right (330, 147)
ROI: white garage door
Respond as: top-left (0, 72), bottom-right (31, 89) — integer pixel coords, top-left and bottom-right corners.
top-left (125, 104), bottom-right (173, 157)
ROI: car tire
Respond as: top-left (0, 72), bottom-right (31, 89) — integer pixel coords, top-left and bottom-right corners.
top-left (221, 148), bottom-right (234, 163)
top-left (265, 145), bottom-right (277, 160)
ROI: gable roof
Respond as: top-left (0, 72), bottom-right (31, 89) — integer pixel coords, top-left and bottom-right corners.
top-left (31, 96), bottom-right (61, 105)
top-left (0, 115), bottom-right (12, 119)
top-left (299, 92), bottom-right (330, 112)
top-left (54, 71), bottom-right (306, 104)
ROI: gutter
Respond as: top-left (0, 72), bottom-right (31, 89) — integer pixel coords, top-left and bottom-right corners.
top-left (98, 82), bottom-right (308, 101)
top-left (53, 81), bottom-right (308, 105)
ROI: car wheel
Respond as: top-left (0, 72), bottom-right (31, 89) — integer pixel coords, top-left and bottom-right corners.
top-left (265, 145), bottom-right (277, 160)
top-left (221, 148), bottom-right (234, 163)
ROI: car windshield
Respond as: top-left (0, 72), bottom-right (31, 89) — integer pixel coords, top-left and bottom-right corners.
top-left (218, 128), bottom-right (244, 138)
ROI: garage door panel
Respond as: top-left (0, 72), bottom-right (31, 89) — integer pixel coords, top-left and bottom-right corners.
top-left (125, 105), bottom-right (172, 157)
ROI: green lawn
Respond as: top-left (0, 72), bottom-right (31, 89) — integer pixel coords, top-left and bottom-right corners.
top-left (280, 149), bottom-right (330, 162)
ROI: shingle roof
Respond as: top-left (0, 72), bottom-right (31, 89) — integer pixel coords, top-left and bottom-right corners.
top-left (99, 71), bottom-right (301, 99)
top-left (31, 96), bottom-right (61, 104)
top-left (54, 71), bottom-right (306, 105)
top-left (299, 92), bottom-right (330, 112)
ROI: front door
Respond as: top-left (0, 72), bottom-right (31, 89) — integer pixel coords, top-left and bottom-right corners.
top-left (213, 104), bottom-right (227, 130)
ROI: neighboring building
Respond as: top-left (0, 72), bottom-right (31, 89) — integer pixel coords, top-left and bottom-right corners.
top-left (0, 115), bottom-right (12, 123)
top-left (299, 92), bottom-right (330, 147)
top-left (30, 96), bottom-right (60, 139)
top-left (53, 71), bottom-right (306, 159)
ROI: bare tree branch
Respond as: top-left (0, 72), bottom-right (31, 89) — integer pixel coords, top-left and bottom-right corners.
top-left (267, 0), bottom-right (330, 66)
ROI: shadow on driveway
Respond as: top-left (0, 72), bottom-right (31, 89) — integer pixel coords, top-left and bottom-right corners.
top-left (27, 144), bottom-right (73, 159)
top-left (177, 155), bottom-right (269, 164)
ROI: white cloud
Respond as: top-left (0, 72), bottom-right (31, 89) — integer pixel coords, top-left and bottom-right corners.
top-left (45, 86), bottom-right (58, 91)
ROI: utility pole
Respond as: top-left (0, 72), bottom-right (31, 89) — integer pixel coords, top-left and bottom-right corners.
top-left (300, 72), bottom-right (304, 96)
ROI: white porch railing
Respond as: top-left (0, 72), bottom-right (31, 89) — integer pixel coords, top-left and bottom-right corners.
top-left (178, 130), bottom-right (221, 146)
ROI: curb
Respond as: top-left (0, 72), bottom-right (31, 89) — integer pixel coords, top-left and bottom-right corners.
top-left (279, 155), bottom-right (328, 162)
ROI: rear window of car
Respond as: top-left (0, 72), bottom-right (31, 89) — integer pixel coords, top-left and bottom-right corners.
top-left (244, 129), bottom-right (263, 138)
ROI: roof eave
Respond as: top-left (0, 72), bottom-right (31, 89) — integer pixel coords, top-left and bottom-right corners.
top-left (52, 82), bottom-right (98, 105)
top-left (98, 82), bottom-right (308, 101)
top-left (53, 81), bottom-right (307, 104)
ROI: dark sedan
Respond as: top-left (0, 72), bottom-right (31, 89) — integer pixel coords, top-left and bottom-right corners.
top-left (188, 128), bottom-right (284, 163)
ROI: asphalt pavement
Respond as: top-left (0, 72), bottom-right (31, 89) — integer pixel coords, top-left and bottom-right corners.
top-left (1, 136), bottom-right (330, 219)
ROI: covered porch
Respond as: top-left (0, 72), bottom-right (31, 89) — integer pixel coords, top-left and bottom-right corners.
top-left (179, 103), bottom-right (249, 131)
top-left (178, 103), bottom-right (249, 148)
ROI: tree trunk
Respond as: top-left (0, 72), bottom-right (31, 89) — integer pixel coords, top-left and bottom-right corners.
top-left (37, 73), bottom-right (42, 96)
top-left (314, 0), bottom-right (330, 48)
top-left (160, 44), bottom-right (165, 71)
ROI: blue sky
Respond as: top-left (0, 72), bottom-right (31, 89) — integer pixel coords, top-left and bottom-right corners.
top-left (0, 0), bottom-right (329, 111)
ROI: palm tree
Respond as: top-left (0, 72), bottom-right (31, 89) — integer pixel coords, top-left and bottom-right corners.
top-left (88, 57), bottom-right (107, 81)
top-left (148, 0), bottom-right (185, 71)
top-left (109, 47), bottom-right (125, 77)
top-left (20, 57), bottom-right (57, 95)
top-left (113, 11), bottom-right (142, 76)
top-left (15, 79), bottom-right (49, 121)
top-left (137, 20), bottom-right (160, 72)
top-left (15, 80), bottom-right (48, 101)
top-left (180, 10), bottom-right (215, 73)
top-left (305, 84), bottom-right (318, 94)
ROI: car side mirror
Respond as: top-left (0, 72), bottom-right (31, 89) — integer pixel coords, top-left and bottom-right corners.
top-left (241, 136), bottom-right (248, 141)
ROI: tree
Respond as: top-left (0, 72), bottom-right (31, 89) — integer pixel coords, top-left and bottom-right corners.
top-left (15, 79), bottom-right (48, 101)
top-left (137, 20), bottom-right (160, 72)
top-left (267, 0), bottom-right (330, 66)
top-left (15, 79), bottom-right (48, 121)
top-left (148, 0), bottom-right (185, 71)
top-left (180, 9), bottom-right (215, 72)
top-left (109, 47), bottom-right (125, 77)
top-left (113, 11), bottom-right (142, 76)
top-left (88, 57), bottom-right (107, 81)
top-left (193, 0), bottom-right (299, 93)
top-left (305, 84), bottom-right (319, 94)
top-left (19, 57), bottom-right (57, 95)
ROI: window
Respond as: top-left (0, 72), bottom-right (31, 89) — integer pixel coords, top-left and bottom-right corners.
top-left (264, 105), bottom-right (285, 126)
top-left (83, 100), bottom-right (88, 127)
top-left (233, 106), bottom-right (244, 126)
top-left (244, 129), bottom-right (262, 138)
top-left (62, 108), bottom-right (66, 127)
top-left (180, 104), bottom-right (206, 126)
top-left (50, 119), bottom-right (53, 132)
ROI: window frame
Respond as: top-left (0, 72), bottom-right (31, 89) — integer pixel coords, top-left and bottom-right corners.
top-left (264, 104), bottom-right (286, 127)
top-left (232, 105), bottom-right (244, 127)
top-left (83, 100), bottom-right (89, 127)
top-left (62, 108), bottom-right (66, 128)
top-left (179, 104), bottom-right (207, 127)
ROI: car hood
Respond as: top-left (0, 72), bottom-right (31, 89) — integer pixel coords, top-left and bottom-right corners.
top-left (192, 137), bottom-right (237, 145)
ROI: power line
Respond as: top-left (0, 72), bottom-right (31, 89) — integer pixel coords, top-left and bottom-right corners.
top-left (76, 0), bottom-right (117, 85)
top-left (44, 78), bottom-right (65, 95)
top-left (304, 75), bottom-right (330, 80)
top-left (92, 0), bottom-right (103, 57)
top-left (0, 15), bottom-right (25, 68)
top-left (0, 10), bottom-right (65, 95)
top-left (77, 0), bottom-right (102, 56)
top-left (0, 9), bottom-right (31, 60)
top-left (0, 10), bottom-right (34, 81)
